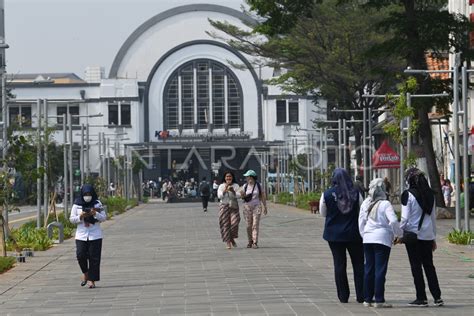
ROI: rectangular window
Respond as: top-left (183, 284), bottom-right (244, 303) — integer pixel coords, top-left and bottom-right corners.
top-left (57, 105), bottom-right (79, 125)
top-left (213, 101), bottom-right (225, 129)
top-left (182, 102), bottom-right (194, 129)
top-left (276, 100), bottom-right (286, 123)
top-left (228, 101), bottom-right (240, 129)
top-left (108, 102), bottom-right (131, 126)
top-left (108, 103), bottom-right (119, 125)
top-left (21, 106), bottom-right (32, 127)
top-left (167, 102), bottom-right (178, 129)
top-left (8, 107), bottom-right (19, 126)
top-left (288, 101), bottom-right (299, 123)
top-left (121, 103), bottom-right (131, 125)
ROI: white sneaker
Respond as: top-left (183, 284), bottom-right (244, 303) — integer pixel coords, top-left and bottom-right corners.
top-left (363, 302), bottom-right (372, 307)
top-left (374, 302), bottom-right (392, 308)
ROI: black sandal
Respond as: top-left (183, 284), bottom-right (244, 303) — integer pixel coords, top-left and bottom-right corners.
top-left (80, 280), bottom-right (87, 287)
top-left (247, 242), bottom-right (253, 248)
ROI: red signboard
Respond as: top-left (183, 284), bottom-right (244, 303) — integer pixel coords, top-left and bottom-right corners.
top-left (372, 140), bottom-right (400, 169)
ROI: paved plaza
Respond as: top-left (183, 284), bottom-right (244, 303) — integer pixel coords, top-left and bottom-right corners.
top-left (0, 200), bottom-right (473, 315)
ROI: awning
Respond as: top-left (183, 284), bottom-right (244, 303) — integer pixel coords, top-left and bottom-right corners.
top-left (372, 140), bottom-right (400, 169)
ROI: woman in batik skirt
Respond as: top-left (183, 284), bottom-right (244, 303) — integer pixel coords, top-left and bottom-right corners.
top-left (217, 171), bottom-right (241, 249)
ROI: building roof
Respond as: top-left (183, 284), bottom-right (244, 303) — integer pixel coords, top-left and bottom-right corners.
top-left (6, 73), bottom-right (86, 84)
top-left (425, 52), bottom-right (449, 80)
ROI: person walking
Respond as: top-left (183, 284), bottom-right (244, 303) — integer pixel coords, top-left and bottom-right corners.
top-left (217, 171), bottom-right (241, 249)
top-left (441, 179), bottom-right (452, 207)
top-left (199, 177), bottom-right (211, 212)
top-left (400, 168), bottom-right (444, 307)
top-left (359, 178), bottom-right (402, 308)
top-left (69, 184), bottom-right (107, 289)
top-left (319, 168), bottom-right (364, 304)
top-left (240, 170), bottom-right (267, 249)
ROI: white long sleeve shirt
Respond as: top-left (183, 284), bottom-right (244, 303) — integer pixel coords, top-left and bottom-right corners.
top-left (217, 183), bottom-right (241, 202)
top-left (358, 199), bottom-right (402, 248)
top-left (69, 201), bottom-right (107, 241)
top-left (400, 192), bottom-right (436, 241)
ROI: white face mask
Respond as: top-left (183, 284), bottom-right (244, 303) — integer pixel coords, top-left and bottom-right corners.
top-left (83, 196), bottom-right (92, 203)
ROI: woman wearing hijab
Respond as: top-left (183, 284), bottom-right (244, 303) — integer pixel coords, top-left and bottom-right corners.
top-left (400, 168), bottom-right (444, 307)
top-left (359, 178), bottom-right (402, 308)
top-left (319, 168), bottom-right (364, 303)
top-left (217, 171), bottom-right (241, 249)
top-left (69, 184), bottom-right (107, 288)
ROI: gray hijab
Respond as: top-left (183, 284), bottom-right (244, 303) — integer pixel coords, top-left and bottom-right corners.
top-left (367, 178), bottom-right (387, 220)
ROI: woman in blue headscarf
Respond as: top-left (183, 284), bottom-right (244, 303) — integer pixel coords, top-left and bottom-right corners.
top-left (319, 168), bottom-right (364, 303)
top-left (69, 184), bottom-right (107, 288)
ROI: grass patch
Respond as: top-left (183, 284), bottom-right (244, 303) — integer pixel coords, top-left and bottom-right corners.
top-left (0, 257), bottom-right (16, 274)
top-left (273, 192), bottom-right (321, 211)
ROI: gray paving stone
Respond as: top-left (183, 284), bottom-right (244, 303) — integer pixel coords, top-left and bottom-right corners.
top-left (1, 200), bottom-right (473, 315)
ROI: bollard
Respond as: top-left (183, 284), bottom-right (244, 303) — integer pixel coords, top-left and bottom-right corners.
top-left (47, 221), bottom-right (64, 244)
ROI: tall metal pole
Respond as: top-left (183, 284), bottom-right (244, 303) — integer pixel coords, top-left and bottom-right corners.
top-left (86, 123), bottom-right (90, 178)
top-left (362, 107), bottom-right (368, 189)
top-left (319, 128), bottom-right (323, 189)
top-left (368, 108), bottom-right (373, 181)
top-left (98, 132), bottom-right (102, 178)
top-left (36, 99), bottom-right (42, 228)
top-left (343, 118), bottom-right (347, 170)
top-left (107, 137), bottom-right (111, 191)
top-left (406, 93), bottom-right (412, 159)
top-left (62, 113), bottom-right (68, 218)
top-left (80, 124), bottom-right (84, 185)
top-left (68, 112), bottom-right (73, 205)
top-left (306, 134), bottom-right (310, 193)
top-left (324, 127), bottom-right (328, 188)
top-left (453, 57), bottom-right (461, 231)
top-left (0, 11), bottom-right (8, 235)
top-left (102, 133), bottom-right (107, 179)
top-left (461, 66), bottom-right (470, 231)
top-left (399, 114), bottom-right (405, 195)
top-left (337, 119), bottom-right (342, 168)
top-left (43, 99), bottom-right (48, 224)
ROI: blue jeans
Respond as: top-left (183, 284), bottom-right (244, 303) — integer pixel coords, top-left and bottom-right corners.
top-left (363, 243), bottom-right (391, 303)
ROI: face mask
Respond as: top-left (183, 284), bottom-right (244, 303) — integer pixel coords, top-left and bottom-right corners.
top-left (83, 196), bottom-right (92, 203)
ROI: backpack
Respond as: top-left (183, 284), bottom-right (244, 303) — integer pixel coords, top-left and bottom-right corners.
top-left (200, 182), bottom-right (210, 196)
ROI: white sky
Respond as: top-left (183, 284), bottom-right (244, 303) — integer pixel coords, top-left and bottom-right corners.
top-left (5, 0), bottom-right (243, 78)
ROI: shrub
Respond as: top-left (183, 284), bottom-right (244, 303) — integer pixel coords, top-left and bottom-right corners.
top-left (6, 225), bottom-right (53, 251)
top-left (447, 229), bottom-right (474, 245)
top-left (276, 192), bottom-right (293, 204)
top-left (102, 196), bottom-right (128, 214)
top-left (295, 192), bottom-right (321, 210)
top-left (0, 257), bottom-right (15, 274)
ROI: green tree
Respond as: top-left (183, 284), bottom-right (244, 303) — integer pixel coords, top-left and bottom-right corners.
top-left (359, 0), bottom-right (473, 207)
top-left (209, 0), bottom-right (403, 171)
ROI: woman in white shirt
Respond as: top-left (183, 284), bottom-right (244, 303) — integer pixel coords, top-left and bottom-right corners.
top-left (400, 168), bottom-right (443, 307)
top-left (69, 184), bottom-right (107, 288)
top-left (359, 178), bottom-right (402, 308)
top-left (217, 171), bottom-right (241, 249)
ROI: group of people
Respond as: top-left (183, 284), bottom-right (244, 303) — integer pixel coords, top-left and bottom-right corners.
top-left (68, 166), bottom-right (445, 310)
top-left (320, 168), bottom-right (443, 308)
top-left (216, 170), bottom-right (268, 249)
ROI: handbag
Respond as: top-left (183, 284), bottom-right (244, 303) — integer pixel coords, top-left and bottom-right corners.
top-left (401, 210), bottom-right (426, 244)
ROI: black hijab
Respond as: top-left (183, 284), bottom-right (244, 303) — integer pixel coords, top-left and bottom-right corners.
top-left (74, 184), bottom-right (99, 208)
top-left (403, 168), bottom-right (434, 215)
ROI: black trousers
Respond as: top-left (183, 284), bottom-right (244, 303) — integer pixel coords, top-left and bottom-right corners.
top-left (328, 241), bottom-right (364, 303)
top-left (76, 239), bottom-right (102, 281)
top-left (405, 240), bottom-right (441, 301)
top-left (201, 196), bottom-right (209, 209)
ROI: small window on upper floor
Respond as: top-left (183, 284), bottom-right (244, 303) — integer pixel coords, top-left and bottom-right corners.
top-left (276, 100), bottom-right (286, 123)
top-left (9, 105), bottom-right (32, 127)
top-left (108, 102), bottom-right (131, 126)
top-left (288, 101), bottom-right (299, 123)
top-left (57, 105), bottom-right (79, 125)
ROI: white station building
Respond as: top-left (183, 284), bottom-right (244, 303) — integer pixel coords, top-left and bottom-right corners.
top-left (7, 4), bottom-right (325, 185)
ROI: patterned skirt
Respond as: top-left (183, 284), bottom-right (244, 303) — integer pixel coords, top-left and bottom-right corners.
top-left (218, 203), bottom-right (240, 242)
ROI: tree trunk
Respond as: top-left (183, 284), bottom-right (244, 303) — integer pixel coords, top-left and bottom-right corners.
top-left (0, 216), bottom-right (6, 257)
top-left (417, 107), bottom-right (446, 207)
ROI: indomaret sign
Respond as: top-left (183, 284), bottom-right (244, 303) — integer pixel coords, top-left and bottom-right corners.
top-left (372, 140), bottom-right (400, 169)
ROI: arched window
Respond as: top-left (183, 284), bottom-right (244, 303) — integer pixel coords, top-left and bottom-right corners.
top-left (163, 59), bottom-right (242, 131)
